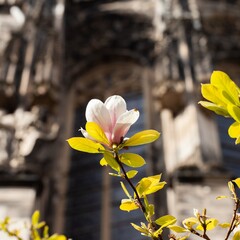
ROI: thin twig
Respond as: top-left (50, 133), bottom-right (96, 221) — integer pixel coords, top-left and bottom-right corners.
top-left (190, 228), bottom-right (211, 240)
top-left (225, 199), bottom-right (240, 240)
top-left (114, 153), bottom-right (146, 213)
top-left (114, 153), bottom-right (164, 240)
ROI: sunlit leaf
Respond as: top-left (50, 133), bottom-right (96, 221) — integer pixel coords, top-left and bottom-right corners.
top-left (153, 227), bottom-right (163, 238)
top-left (48, 235), bottom-right (67, 240)
top-left (155, 215), bottom-right (177, 228)
top-left (178, 236), bottom-right (190, 240)
top-left (120, 153), bottom-right (146, 168)
top-left (236, 136), bottom-right (240, 144)
top-left (103, 152), bottom-right (120, 172)
top-left (123, 130), bottom-right (160, 147)
top-left (201, 84), bottom-right (227, 106)
top-left (99, 157), bottom-right (107, 166)
top-left (182, 217), bottom-right (198, 229)
top-left (196, 218), bottom-right (218, 231)
top-left (67, 137), bottom-right (105, 153)
top-left (120, 181), bottom-right (132, 199)
top-left (228, 122), bottom-right (240, 144)
top-left (85, 122), bottom-right (110, 146)
top-left (198, 101), bottom-right (229, 117)
top-left (143, 195), bottom-right (155, 219)
top-left (136, 178), bottom-right (151, 197)
top-left (32, 210), bottom-right (40, 226)
top-left (218, 222), bottom-right (231, 228)
top-left (210, 71), bottom-right (239, 106)
top-left (233, 230), bottom-right (240, 240)
top-left (43, 226), bottom-right (49, 238)
top-left (136, 174), bottom-right (166, 197)
top-left (126, 170), bottom-right (138, 179)
top-left (233, 178), bottom-right (240, 188)
top-left (109, 172), bottom-right (121, 177)
top-left (227, 105), bottom-right (240, 123)
top-left (120, 199), bottom-right (139, 212)
top-left (131, 223), bottom-right (149, 235)
top-left (216, 195), bottom-right (228, 200)
top-left (36, 221), bottom-right (46, 229)
top-left (228, 181), bottom-right (235, 194)
top-left (228, 122), bottom-right (240, 138)
top-left (168, 225), bottom-right (188, 233)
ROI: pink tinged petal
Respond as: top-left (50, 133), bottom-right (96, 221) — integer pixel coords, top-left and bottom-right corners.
top-left (112, 109), bottom-right (140, 144)
top-left (85, 99), bottom-right (112, 135)
top-left (104, 95), bottom-right (127, 126)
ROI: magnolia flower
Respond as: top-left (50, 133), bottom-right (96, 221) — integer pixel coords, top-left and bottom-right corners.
top-left (67, 95), bottom-right (160, 154)
top-left (80, 95), bottom-right (139, 147)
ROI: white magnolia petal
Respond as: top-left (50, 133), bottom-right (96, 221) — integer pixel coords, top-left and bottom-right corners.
top-left (85, 99), bottom-right (112, 133)
top-left (80, 128), bottom-right (90, 138)
top-left (105, 95), bottom-right (127, 125)
top-left (112, 109), bottom-right (139, 144)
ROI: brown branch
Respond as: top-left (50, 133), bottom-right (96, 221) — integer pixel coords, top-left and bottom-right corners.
top-left (190, 228), bottom-right (211, 240)
top-left (225, 199), bottom-right (240, 240)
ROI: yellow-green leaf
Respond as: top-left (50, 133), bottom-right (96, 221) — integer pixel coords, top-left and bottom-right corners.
top-left (144, 183), bottom-right (166, 195)
top-left (196, 218), bottom-right (218, 231)
top-left (236, 135), bottom-right (240, 144)
top-left (48, 235), bottom-right (67, 240)
top-left (155, 215), bottom-right (177, 228)
top-left (227, 105), bottom-right (240, 123)
top-left (228, 181), bottom-right (235, 194)
top-left (85, 122), bottom-right (110, 146)
top-left (123, 130), bottom-right (160, 147)
top-left (216, 195), bottom-right (228, 200)
top-left (233, 230), bottom-right (240, 240)
top-left (182, 217), bottom-right (198, 229)
top-left (168, 225), bottom-right (188, 233)
top-left (43, 226), bottom-right (49, 238)
top-left (153, 227), bottom-right (163, 238)
top-left (218, 222), bottom-right (231, 228)
top-left (228, 122), bottom-right (240, 138)
top-left (120, 181), bottom-right (131, 199)
top-left (201, 84), bottom-right (227, 106)
top-left (210, 71), bottom-right (239, 106)
top-left (131, 223), bottom-right (149, 235)
top-left (100, 157), bottom-right (107, 166)
top-left (136, 178), bottom-right (152, 197)
top-left (120, 153), bottom-right (146, 168)
top-left (32, 210), bottom-right (40, 226)
top-left (103, 152), bottom-right (120, 172)
top-left (206, 218), bottom-right (219, 230)
top-left (67, 137), bottom-right (105, 153)
top-left (136, 175), bottom-right (166, 197)
top-left (36, 221), bottom-right (46, 229)
top-left (233, 178), bottom-right (240, 188)
top-left (178, 236), bottom-right (190, 240)
top-left (126, 170), bottom-right (138, 179)
top-left (198, 101), bottom-right (229, 117)
top-left (120, 199), bottom-right (139, 212)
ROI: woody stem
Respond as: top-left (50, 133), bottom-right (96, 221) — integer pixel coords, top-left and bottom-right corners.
top-left (114, 153), bottom-right (146, 214)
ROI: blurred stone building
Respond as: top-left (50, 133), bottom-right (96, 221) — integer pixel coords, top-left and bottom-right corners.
top-left (0, 0), bottom-right (240, 239)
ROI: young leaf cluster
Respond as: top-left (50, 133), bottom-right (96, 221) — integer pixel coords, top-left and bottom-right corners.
top-left (199, 71), bottom-right (240, 143)
top-left (0, 211), bottom-right (66, 240)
